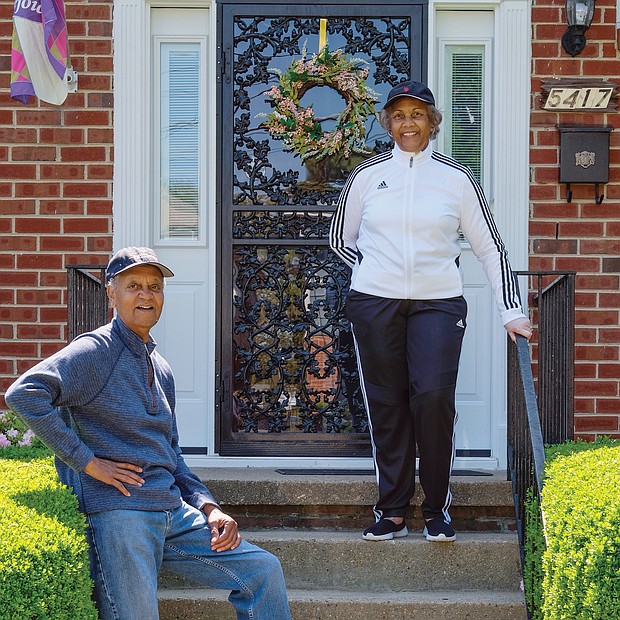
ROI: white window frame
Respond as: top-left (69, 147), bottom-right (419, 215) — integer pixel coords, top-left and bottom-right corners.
top-left (152, 35), bottom-right (209, 247)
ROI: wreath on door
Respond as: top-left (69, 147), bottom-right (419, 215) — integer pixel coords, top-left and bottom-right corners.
top-left (262, 46), bottom-right (378, 163)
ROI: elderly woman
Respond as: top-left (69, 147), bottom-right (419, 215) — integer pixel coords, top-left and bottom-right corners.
top-left (329, 80), bottom-right (532, 542)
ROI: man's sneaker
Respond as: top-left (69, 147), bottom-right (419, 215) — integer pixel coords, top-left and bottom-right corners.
top-left (362, 518), bottom-right (408, 541)
top-left (423, 518), bottom-right (456, 542)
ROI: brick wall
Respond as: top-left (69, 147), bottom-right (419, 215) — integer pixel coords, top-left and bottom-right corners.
top-left (1, 0), bottom-right (618, 441)
top-left (0, 1), bottom-right (114, 407)
top-left (531, 0), bottom-right (620, 439)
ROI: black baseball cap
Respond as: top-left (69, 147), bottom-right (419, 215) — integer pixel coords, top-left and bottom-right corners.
top-left (106, 247), bottom-right (174, 282)
top-left (384, 80), bottom-right (435, 108)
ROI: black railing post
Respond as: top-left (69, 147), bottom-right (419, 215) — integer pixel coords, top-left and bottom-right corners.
top-left (66, 265), bottom-right (108, 341)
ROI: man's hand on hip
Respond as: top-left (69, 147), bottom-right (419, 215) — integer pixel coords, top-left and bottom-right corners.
top-left (83, 456), bottom-right (145, 497)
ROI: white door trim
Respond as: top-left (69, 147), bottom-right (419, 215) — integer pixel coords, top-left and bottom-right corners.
top-left (113, 0), bottom-right (530, 470)
top-left (430, 0), bottom-right (530, 471)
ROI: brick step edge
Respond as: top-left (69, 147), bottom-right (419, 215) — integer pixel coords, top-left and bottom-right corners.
top-left (158, 588), bottom-right (528, 620)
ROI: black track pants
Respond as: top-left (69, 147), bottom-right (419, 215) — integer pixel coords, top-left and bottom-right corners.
top-left (346, 290), bottom-right (467, 522)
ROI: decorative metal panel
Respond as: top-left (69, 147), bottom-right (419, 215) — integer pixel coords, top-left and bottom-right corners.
top-left (218, 3), bottom-right (426, 455)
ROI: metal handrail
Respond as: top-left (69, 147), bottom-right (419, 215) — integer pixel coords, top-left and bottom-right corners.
top-left (507, 270), bottom-right (575, 617)
top-left (66, 264), bottom-right (108, 341)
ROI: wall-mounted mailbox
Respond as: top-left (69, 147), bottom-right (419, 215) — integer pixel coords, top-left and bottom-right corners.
top-left (559, 125), bottom-right (612, 203)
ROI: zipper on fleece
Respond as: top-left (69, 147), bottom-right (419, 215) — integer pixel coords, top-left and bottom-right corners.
top-left (145, 345), bottom-right (157, 408)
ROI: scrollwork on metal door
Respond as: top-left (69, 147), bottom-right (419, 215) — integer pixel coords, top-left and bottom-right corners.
top-left (220, 6), bottom-right (424, 453)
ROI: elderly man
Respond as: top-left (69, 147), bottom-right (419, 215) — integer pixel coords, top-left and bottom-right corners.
top-left (5, 247), bottom-right (291, 620)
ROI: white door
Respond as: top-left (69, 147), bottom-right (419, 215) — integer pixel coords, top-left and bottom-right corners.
top-left (435, 11), bottom-right (498, 463)
top-left (149, 8), bottom-right (215, 455)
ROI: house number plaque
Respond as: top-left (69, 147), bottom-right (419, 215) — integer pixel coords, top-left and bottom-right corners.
top-left (541, 80), bottom-right (617, 112)
top-left (544, 87), bottom-right (613, 110)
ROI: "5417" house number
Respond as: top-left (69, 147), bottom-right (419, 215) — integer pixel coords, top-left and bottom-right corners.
top-left (544, 87), bottom-right (614, 110)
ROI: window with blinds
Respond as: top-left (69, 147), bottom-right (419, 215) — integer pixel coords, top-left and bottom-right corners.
top-left (159, 43), bottom-right (201, 240)
top-left (444, 45), bottom-right (485, 185)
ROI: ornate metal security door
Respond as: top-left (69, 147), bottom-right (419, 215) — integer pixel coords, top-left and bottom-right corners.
top-left (216, 0), bottom-right (427, 456)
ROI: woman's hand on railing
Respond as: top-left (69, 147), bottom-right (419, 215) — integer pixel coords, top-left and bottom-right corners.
top-left (505, 317), bottom-right (533, 343)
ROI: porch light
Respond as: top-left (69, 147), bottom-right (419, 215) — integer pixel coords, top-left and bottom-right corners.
top-left (562, 0), bottom-right (596, 56)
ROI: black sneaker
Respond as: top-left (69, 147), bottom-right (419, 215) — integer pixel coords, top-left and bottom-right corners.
top-left (423, 518), bottom-right (456, 542)
top-left (362, 518), bottom-right (408, 541)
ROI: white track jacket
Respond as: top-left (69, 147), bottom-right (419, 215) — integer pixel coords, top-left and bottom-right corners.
top-left (329, 143), bottom-right (525, 326)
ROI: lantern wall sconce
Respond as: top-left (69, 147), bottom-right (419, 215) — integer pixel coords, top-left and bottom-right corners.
top-left (562, 0), bottom-right (596, 56)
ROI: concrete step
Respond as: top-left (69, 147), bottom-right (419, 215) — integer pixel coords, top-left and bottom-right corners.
top-left (159, 530), bottom-right (522, 592)
top-left (159, 469), bottom-right (527, 619)
top-left (159, 587), bottom-right (528, 620)
top-left (193, 467), bottom-right (516, 532)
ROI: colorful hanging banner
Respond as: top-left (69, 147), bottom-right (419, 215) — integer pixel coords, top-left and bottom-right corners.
top-left (11, 0), bottom-right (69, 106)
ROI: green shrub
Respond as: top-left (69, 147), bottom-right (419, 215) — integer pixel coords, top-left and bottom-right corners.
top-left (0, 451), bottom-right (97, 620)
top-left (523, 486), bottom-right (545, 618)
top-left (525, 437), bottom-right (620, 620)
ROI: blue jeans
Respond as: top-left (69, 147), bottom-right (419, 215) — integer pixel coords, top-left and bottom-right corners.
top-left (86, 502), bottom-right (291, 620)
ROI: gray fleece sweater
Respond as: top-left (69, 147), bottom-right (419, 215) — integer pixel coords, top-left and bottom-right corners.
top-left (5, 316), bottom-right (218, 515)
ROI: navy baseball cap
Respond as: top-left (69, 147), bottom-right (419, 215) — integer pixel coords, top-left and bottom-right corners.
top-left (106, 247), bottom-right (174, 282)
top-left (384, 80), bottom-right (435, 108)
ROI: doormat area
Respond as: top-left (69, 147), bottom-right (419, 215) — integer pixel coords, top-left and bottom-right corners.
top-left (275, 468), bottom-right (492, 476)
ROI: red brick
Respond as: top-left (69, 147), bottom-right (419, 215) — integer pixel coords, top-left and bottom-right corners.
top-left (575, 274), bottom-right (619, 289)
top-left (0, 271), bottom-right (38, 287)
top-left (0, 164), bottom-right (37, 179)
top-left (15, 218), bottom-right (61, 234)
top-left (86, 200), bottom-right (113, 215)
top-left (41, 342), bottom-right (68, 357)
top-left (39, 272), bottom-right (68, 287)
top-left (40, 236), bottom-right (85, 252)
top-left (574, 414), bottom-right (619, 431)
top-left (574, 292), bottom-right (598, 307)
top-left (555, 257), bottom-right (601, 271)
top-left (39, 200), bottom-right (85, 215)
top-left (533, 239), bottom-right (577, 253)
top-left (87, 165), bottom-right (113, 180)
top-left (0, 305), bottom-right (38, 322)
top-left (575, 328), bottom-right (598, 343)
top-left (600, 328), bottom-right (620, 343)
top-left (558, 221), bottom-right (605, 236)
top-left (40, 128), bottom-right (85, 144)
top-left (575, 345), bottom-right (619, 361)
top-left (596, 399), bottom-right (620, 414)
top-left (14, 110), bottom-right (62, 126)
top-left (12, 146), bottom-right (57, 162)
top-left (15, 183), bottom-right (61, 199)
top-left (63, 111), bottom-right (112, 127)
top-left (575, 398), bottom-right (596, 414)
top-left (575, 309), bottom-right (619, 326)
top-left (0, 200), bottom-right (36, 214)
top-left (60, 146), bottom-right (107, 162)
top-left (599, 363), bottom-right (620, 378)
top-left (0, 235), bottom-right (37, 251)
top-left (0, 128), bottom-right (37, 143)
top-left (87, 128), bottom-right (114, 143)
top-left (17, 324), bottom-right (62, 340)
top-left (87, 236), bottom-right (113, 252)
top-left (40, 307), bottom-right (68, 323)
top-left (575, 380), bottom-right (619, 396)
top-left (40, 165), bottom-right (85, 180)
top-left (16, 254), bottom-right (64, 270)
top-left (87, 56), bottom-right (113, 72)
top-left (71, 4), bottom-right (112, 20)
top-left (70, 39), bottom-right (112, 56)
top-left (575, 363), bottom-right (597, 378)
top-left (0, 342), bottom-right (38, 357)
top-left (63, 183), bottom-right (110, 199)
top-left (17, 289), bottom-right (62, 305)
top-left (63, 217), bottom-right (110, 233)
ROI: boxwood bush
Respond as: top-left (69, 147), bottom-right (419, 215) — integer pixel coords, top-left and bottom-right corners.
top-left (525, 437), bottom-right (620, 620)
top-left (0, 447), bottom-right (97, 620)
